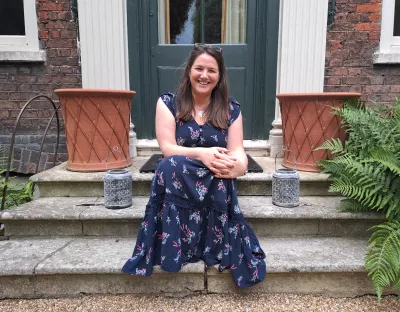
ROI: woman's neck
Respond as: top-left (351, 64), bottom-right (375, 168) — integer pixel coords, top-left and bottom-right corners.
top-left (192, 93), bottom-right (210, 109)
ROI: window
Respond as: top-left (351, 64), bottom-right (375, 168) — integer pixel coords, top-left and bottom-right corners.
top-left (0, 0), bottom-right (44, 61)
top-left (374, 0), bottom-right (400, 63)
top-left (158, 0), bottom-right (247, 44)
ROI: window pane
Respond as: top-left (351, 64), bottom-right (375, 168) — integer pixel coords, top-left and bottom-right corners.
top-left (0, 0), bottom-right (25, 36)
top-left (159, 0), bottom-right (247, 44)
top-left (394, 0), bottom-right (400, 36)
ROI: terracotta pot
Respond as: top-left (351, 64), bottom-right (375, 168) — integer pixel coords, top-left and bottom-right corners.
top-left (55, 88), bottom-right (135, 172)
top-left (276, 92), bottom-right (361, 172)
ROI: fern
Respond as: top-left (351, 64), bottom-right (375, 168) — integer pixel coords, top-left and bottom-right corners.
top-left (318, 98), bottom-right (400, 299)
top-left (365, 220), bottom-right (400, 302)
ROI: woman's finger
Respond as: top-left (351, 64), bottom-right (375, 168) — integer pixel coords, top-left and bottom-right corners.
top-left (211, 160), bottom-right (233, 169)
top-left (214, 153), bottom-right (237, 162)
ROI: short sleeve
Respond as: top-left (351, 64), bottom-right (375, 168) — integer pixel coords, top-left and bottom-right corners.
top-left (228, 97), bottom-right (241, 126)
top-left (160, 92), bottom-right (176, 117)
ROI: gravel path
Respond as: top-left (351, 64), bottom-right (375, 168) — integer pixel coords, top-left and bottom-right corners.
top-left (1, 294), bottom-right (399, 312)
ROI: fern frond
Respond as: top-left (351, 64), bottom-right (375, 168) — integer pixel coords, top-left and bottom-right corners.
top-left (370, 148), bottom-right (400, 176)
top-left (315, 138), bottom-right (344, 154)
top-left (338, 198), bottom-right (370, 212)
top-left (365, 220), bottom-right (400, 302)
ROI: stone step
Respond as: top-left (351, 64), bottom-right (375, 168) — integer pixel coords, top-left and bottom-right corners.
top-left (0, 196), bottom-right (383, 238)
top-left (0, 236), bottom-right (381, 299)
top-left (30, 157), bottom-right (334, 197)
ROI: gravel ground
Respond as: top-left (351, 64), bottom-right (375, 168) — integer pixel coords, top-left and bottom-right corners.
top-left (0, 294), bottom-right (399, 312)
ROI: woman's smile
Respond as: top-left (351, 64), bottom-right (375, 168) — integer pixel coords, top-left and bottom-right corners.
top-left (190, 53), bottom-right (219, 95)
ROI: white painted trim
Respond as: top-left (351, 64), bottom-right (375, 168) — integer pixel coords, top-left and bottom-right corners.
top-left (0, 50), bottom-right (46, 62)
top-left (375, 0), bottom-right (400, 63)
top-left (270, 0), bottom-right (328, 157)
top-left (0, 0), bottom-right (41, 54)
top-left (78, 0), bottom-right (130, 89)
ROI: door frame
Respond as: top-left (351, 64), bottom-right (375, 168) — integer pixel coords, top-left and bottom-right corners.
top-left (126, 0), bottom-right (280, 139)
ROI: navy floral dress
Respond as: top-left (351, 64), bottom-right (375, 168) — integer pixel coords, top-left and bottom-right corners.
top-left (122, 92), bottom-right (266, 288)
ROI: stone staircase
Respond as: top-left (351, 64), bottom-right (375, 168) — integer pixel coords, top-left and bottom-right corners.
top-left (0, 157), bottom-right (386, 299)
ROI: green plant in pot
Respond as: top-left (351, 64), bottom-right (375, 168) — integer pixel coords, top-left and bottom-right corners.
top-left (316, 98), bottom-right (400, 301)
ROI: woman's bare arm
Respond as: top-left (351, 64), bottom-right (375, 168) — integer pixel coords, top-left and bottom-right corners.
top-left (155, 98), bottom-right (229, 170)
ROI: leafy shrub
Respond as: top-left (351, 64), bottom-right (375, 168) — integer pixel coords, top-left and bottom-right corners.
top-left (0, 145), bottom-right (34, 210)
top-left (317, 98), bottom-right (400, 301)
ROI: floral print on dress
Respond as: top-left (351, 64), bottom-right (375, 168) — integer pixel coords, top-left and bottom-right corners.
top-left (122, 92), bottom-right (266, 289)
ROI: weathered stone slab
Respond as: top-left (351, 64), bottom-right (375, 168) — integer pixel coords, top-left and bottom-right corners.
top-left (30, 158), bottom-right (335, 197)
top-left (0, 196), bottom-right (384, 237)
top-left (207, 272), bottom-right (376, 297)
top-left (0, 238), bottom-right (72, 275)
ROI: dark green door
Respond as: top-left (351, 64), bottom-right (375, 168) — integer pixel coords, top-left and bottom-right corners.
top-left (127, 0), bottom-right (279, 139)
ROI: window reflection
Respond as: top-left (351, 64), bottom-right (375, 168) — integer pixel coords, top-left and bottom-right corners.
top-left (394, 0), bottom-right (400, 36)
top-left (158, 0), bottom-right (247, 44)
top-left (0, 0), bottom-right (25, 36)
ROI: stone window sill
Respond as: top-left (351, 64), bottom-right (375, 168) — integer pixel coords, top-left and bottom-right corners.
top-left (373, 51), bottom-right (400, 64)
top-left (0, 50), bottom-right (46, 62)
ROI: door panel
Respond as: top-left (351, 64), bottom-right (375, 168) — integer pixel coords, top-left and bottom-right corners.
top-left (127, 0), bottom-right (279, 139)
top-left (151, 0), bottom-right (255, 138)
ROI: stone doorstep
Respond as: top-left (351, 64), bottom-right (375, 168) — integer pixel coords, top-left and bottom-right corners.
top-left (0, 197), bottom-right (384, 237)
top-left (0, 236), bottom-right (382, 298)
top-left (30, 157), bottom-right (334, 197)
top-left (136, 139), bottom-right (270, 157)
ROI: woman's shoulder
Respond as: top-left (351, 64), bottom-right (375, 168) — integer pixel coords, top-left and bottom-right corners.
top-left (228, 97), bottom-right (241, 126)
top-left (160, 92), bottom-right (176, 105)
top-left (229, 97), bottom-right (240, 110)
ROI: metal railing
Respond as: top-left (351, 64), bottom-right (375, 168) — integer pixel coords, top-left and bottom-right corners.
top-left (1, 95), bottom-right (61, 211)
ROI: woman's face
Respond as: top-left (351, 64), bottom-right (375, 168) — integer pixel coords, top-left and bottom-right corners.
top-left (189, 53), bottom-right (220, 98)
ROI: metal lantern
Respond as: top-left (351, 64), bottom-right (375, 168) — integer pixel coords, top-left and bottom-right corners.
top-left (272, 150), bottom-right (300, 208)
top-left (104, 168), bottom-right (132, 209)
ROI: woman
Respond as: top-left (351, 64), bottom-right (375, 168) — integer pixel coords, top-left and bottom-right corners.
top-left (122, 44), bottom-right (266, 288)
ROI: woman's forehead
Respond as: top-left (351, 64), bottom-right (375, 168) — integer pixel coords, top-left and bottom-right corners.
top-left (192, 53), bottom-right (218, 68)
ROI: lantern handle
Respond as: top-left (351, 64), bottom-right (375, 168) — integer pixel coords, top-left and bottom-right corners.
top-left (106, 146), bottom-right (129, 170)
top-left (275, 148), bottom-right (296, 171)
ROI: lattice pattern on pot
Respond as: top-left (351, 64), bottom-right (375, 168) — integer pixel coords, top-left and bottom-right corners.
top-left (281, 99), bottom-right (346, 165)
top-left (60, 95), bottom-right (131, 165)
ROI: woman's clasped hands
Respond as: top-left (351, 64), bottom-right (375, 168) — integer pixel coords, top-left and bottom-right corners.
top-left (199, 147), bottom-right (243, 179)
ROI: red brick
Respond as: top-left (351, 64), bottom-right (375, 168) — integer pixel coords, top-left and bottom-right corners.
top-left (38, 11), bottom-right (49, 20)
top-left (356, 4), bottom-right (381, 13)
top-left (61, 30), bottom-right (77, 39)
top-left (327, 77), bottom-right (341, 85)
top-left (40, 3), bottom-right (62, 11)
top-left (329, 58), bottom-right (343, 66)
top-left (369, 13), bottom-right (381, 22)
top-left (51, 31), bottom-right (61, 39)
top-left (355, 23), bottom-right (380, 31)
top-left (48, 12), bottom-right (59, 20)
top-left (342, 76), bottom-right (371, 85)
top-left (329, 40), bottom-right (342, 50)
top-left (57, 12), bottom-right (71, 20)
top-left (39, 31), bottom-right (50, 39)
top-left (369, 32), bottom-right (380, 40)
top-left (365, 85), bottom-right (391, 93)
top-left (45, 21), bottom-right (65, 29)
top-left (46, 39), bottom-right (76, 48)
top-left (0, 101), bottom-right (19, 109)
top-left (391, 86), bottom-right (400, 93)
top-left (326, 68), bottom-right (348, 76)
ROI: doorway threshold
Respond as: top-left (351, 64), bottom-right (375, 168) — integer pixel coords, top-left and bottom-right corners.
top-left (136, 139), bottom-right (270, 157)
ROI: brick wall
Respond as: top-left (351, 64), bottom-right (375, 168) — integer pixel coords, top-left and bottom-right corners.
top-left (0, 0), bottom-right (81, 174)
top-left (325, 0), bottom-right (400, 104)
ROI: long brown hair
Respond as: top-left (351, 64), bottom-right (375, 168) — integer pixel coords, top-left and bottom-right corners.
top-left (175, 45), bottom-right (229, 129)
